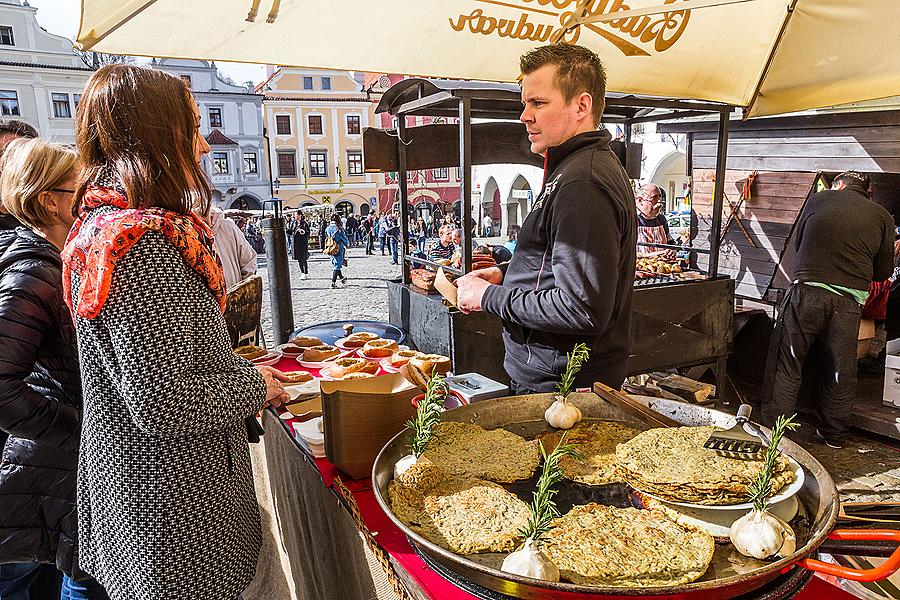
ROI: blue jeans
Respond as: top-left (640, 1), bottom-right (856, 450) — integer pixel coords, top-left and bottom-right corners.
top-left (0, 562), bottom-right (41, 600)
top-left (417, 237), bottom-right (426, 254)
top-left (389, 236), bottom-right (399, 264)
top-left (60, 575), bottom-right (109, 600)
top-left (379, 236), bottom-right (387, 255)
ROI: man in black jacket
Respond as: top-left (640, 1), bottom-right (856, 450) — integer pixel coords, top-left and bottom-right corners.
top-left (456, 44), bottom-right (635, 393)
top-left (762, 171), bottom-right (894, 448)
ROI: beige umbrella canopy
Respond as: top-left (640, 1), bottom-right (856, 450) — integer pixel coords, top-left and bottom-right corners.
top-left (77, 0), bottom-right (900, 117)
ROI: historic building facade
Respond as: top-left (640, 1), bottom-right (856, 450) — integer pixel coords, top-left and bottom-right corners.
top-left (0, 0), bottom-right (92, 144)
top-left (151, 58), bottom-right (270, 210)
top-left (260, 68), bottom-right (379, 216)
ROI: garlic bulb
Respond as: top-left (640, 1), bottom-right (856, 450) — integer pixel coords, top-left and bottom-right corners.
top-left (544, 395), bottom-right (582, 429)
top-left (394, 454), bottom-right (418, 480)
top-left (730, 509), bottom-right (796, 560)
top-left (501, 538), bottom-right (560, 581)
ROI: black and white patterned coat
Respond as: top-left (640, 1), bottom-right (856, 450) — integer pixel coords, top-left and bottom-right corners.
top-left (70, 206), bottom-right (267, 600)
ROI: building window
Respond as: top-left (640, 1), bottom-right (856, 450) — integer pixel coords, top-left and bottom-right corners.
top-left (275, 115), bottom-right (291, 135)
top-left (432, 167), bottom-right (449, 180)
top-left (347, 151), bottom-right (363, 176)
top-left (179, 75), bottom-right (191, 88)
top-left (73, 94), bottom-right (81, 110)
top-left (303, 76), bottom-right (313, 90)
top-left (321, 77), bottom-right (331, 91)
top-left (208, 107), bottom-right (223, 128)
top-left (277, 151), bottom-right (296, 177)
top-left (308, 115), bottom-right (323, 135)
top-left (346, 114), bottom-right (360, 135)
top-left (308, 150), bottom-right (328, 177)
top-left (52, 93), bottom-right (71, 118)
top-left (0, 91), bottom-right (18, 116)
top-left (243, 152), bottom-right (258, 174)
top-left (212, 151), bottom-right (229, 175)
top-left (0, 26), bottom-right (13, 46)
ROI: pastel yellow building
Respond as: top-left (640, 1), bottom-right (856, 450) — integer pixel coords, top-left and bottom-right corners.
top-left (259, 68), bottom-right (379, 217)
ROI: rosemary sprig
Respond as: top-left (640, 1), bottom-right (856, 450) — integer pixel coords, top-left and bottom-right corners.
top-left (555, 343), bottom-right (590, 399)
top-left (520, 433), bottom-right (585, 544)
top-left (406, 373), bottom-right (450, 457)
top-left (748, 414), bottom-right (800, 513)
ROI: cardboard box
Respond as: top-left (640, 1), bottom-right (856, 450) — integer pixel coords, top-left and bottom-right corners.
top-left (857, 318), bottom-right (875, 359)
top-left (321, 373), bottom-right (418, 479)
top-left (883, 338), bottom-right (900, 408)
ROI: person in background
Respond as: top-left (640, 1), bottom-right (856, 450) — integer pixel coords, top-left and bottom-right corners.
top-left (428, 224), bottom-right (456, 263)
top-left (505, 224), bottom-right (520, 254)
top-left (407, 239), bottom-right (426, 263)
top-left (762, 171), bottom-right (894, 449)
top-left (62, 64), bottom-right (289, 600)
top-left (318, 217), bottom-right (328, 251)
top-left (635, 183), bottom-right (674, 255)
top-left (0, 139), bottom-right (111, 600)
top-left (386, 212), bottom-right (401, 265)
top-left (362, 214), bottom-right (374, 255)
top-left (452, 227), bottom-right (477, 251)
top-left (292, 213), bottom-right (310, 279)
top-left (325, 213), bottom-right (350, 288)
top-left (415, 218), bottom-right (428, 255)
top-left (482, 213), bottom-right (493, 237)
top-left (455, 43), bottom-right (636, 394)
top-left (345, 212), bottom-right (358, 247)
top-left (206, 206), bottom-right (257, 289)
top-left (378, 212), bottom-right (388, 256)
top-left (0, 120), bottom-right (39, 231)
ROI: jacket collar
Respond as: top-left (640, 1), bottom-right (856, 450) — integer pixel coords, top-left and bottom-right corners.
top-left (544, 129), bottom-right (613, 177)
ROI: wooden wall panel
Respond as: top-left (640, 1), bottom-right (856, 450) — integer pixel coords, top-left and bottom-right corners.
top-left (691, 169), bottom-right (818, 300)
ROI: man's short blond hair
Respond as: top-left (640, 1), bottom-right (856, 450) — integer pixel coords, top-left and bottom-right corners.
top-left (0, 138), bottom-right (77, 229)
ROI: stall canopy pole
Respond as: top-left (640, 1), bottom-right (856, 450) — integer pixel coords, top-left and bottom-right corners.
top-left (459, 97), bottom-right (473, 274)
top-left (397, 116), bottom-right (410, 284)
top-left (708, 110), bottom-right (731, 278)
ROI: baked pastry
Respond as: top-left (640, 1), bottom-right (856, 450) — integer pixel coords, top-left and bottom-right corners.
top-left (235, 345), bottom-right (267, 361)
top-left (340, 372), bottom-right (375, 380)
top-left (279, 343), bottom-right (306, 357)
top-left (343, 331), bottom-right (380, 348)
top-left (410, 268), bottom-right (437, 292)
top-left (390, 350), bottom-right (422, 369)
top-left (410, 354), bottom-right (452, 376)
top-left (287, 335), bottom-right (323, 348)
top-left (329, 357), bottom-right (378, 379)
top-left (282, 371), bottom-right (314, 384)
top-left (302, 345), bottom-right (341, 362)
top-left (361, 338), bottom-right (399, 358)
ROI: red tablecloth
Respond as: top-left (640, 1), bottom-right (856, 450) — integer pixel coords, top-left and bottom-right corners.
top-left (271, 355), bottom-right (856, 600)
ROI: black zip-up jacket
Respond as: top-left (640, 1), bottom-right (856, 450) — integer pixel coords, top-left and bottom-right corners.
top-left (0, 228), bottom-right (83, 576)
top-left (481, 130), bottom-right (636, 391)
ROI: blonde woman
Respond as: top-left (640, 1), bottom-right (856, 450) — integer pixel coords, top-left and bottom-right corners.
top-left (0, 138), bottom-right (109, 598)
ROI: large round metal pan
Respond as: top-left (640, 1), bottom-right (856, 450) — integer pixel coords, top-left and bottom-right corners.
top-left (372, 393), bottom-right (841, 599)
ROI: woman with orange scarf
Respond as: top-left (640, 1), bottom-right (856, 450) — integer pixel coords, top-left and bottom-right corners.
top-left (62, 65), bottom-right (289, 600)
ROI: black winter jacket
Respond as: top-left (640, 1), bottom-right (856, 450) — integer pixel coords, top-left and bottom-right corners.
top-left (0, 227), bottom-right (82, 576)
top-left (481, 130), bottom-right (636, 392)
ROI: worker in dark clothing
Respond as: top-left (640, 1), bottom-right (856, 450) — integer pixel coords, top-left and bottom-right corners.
top-left (762, 171), bottom-right (894, 448)
top-left (455, 44), bottom-right (635, 394)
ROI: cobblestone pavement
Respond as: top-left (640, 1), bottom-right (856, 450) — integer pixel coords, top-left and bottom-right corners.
top-left (257, 237), bottom-right (505, 343)
top-left (258, 242), bottom-right (399, 343)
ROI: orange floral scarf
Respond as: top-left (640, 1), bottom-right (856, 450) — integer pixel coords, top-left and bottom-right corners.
top-left (62, 185), bottom-right (226, 319)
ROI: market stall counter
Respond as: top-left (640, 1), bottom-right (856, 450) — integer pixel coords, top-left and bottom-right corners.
top-left (260, 354), bottom-right (878, 600)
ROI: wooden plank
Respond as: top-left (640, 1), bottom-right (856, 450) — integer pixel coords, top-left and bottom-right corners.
top-left (693, 207), bottom-right (801, 224)
top-left (692, 182), bottom-right (817, 200)
top-left (692, 155), bottom-right (900, 173)
top-left (690, 125), bottom-right (900, 143)
top-left (659, 109), bottom-right (900, 134)
top-left (692, 169), bottom-right (816, 185)
top-left (693, 140), bottom-right (900, 160)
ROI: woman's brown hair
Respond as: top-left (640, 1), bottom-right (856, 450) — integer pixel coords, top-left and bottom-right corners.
top-left (74, 64), bottom-right (211, 215)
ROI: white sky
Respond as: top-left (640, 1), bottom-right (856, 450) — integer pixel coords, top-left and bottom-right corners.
top-left (25, 0), bottom-right (269, 85)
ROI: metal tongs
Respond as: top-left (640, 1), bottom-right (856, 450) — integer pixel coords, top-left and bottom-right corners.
top-left (703, 404), bottom-right (769, 460)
